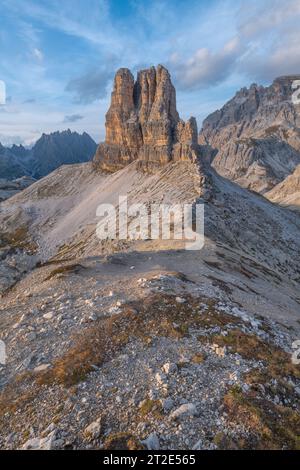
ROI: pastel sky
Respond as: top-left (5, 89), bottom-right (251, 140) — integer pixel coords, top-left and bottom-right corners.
top-left (0, 0), bottom-right (300, 146)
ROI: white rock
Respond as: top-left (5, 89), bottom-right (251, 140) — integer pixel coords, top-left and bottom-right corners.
top-left (155, 372), bottom-right (167, 386)
top-left (175, 297), bottom-right (186, 304)
top-left (170, 403), bottom-right (198, 420)
top-left (34, 364), bottom-right (51, 373)
top-left (162, 362), bottom-right (177, 375)
top-left (43, 312), bottom-right (54, 320)
top-left (22, 431), bottom-right (57, 450)
top-left (84, 418), bottom-right (102, 440)
top-left (295, 386), bottom-right (300, 396)
top-left (42, 423), bottom-right (56, 435)
top-left (108, 306), bottom-right (122, 315)
top-left (141, 433), bottom-right (160, 450)
top-left (211, 343), bottom-right (226, 358)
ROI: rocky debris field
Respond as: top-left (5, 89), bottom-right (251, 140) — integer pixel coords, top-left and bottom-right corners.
top-left (0, 256), bottom-right (299, 450)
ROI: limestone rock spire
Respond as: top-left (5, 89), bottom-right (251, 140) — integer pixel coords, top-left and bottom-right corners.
top-left (93, 65), bottom-right (200, 172)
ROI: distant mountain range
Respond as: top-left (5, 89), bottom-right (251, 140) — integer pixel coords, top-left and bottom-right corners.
top-left (0, 130), bottom-right (97, 180)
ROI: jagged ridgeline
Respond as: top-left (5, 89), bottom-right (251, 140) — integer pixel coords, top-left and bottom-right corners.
top-left (93, 65), bottom-right (200, 173)
top-left (0, 130), bottom-right (97, 181)
top-left (199, 75), bottom-right (300, 194)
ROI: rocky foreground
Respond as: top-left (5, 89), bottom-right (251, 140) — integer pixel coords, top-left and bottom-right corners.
top-left (0, 249), bottom-right (300, 450)
top-left (0, 66), bottom-right (300, 450)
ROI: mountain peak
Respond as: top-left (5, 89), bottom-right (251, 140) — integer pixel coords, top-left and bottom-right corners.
top-left (0, 131), bottom-right (97, 181)
top-left (93, 65), bottom-right (199, 173)
top-left (199, 73), bottom-right (300, 194)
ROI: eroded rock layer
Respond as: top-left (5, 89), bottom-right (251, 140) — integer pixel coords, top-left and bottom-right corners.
top-left (93, 65), bottom-right (200, 172)
top-left (199, 75), bottom-right (300, 193)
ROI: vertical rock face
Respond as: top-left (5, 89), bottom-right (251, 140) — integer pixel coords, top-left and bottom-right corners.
top-left (93, 65), bottom-right (199, 172)
top-left (96, 69), bottom-right (142, 172)
top-left (199, 75), bottom-right (300, 193)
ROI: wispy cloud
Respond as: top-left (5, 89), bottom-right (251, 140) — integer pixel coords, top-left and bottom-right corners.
top-left (236, 0), bottom-right (300, 81)
top-left (63, 114), bottom-right (84, 123)
top-left (65, 66), bottom-right (115, 104)
top-left (4, 0), bottom-right (123, 50)
top-left (166, 0), bottom-right (300, 89)
top-left (33, 47), bottom-right (44, 61)
top-left (170, 37), bottom-right (242, 90)
top-left (23, 98), bottom-right (36, 104)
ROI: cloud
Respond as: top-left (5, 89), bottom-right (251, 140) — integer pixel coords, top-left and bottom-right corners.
top-left (243, 32), bottom-right (300, 81)
top-left (0, 133), bottom-right (25, 146)
top-left (63, 113), bottom-right (84, 123)
top-left (171, 37), bottom-right (241, 90)
top-left (33, 47), bottom-right (44, 61)
top-left (23, 98), bottom-right (36, 104)
top-left (7, 0), bottom-right (123, 51)
top-left (238, 0), bottom-right (300, 38)
top-left (234, 0), bottom-right (300, 82)
top-left (65, 67), bottom-right (114, 103)
top-left (171, 0), bottom-right (300, 89)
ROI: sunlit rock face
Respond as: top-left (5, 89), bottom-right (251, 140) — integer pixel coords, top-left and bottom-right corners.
top-left (93, 65), bottom-right (200, 172)
top-left (199, 75), bottom-right (300, 193)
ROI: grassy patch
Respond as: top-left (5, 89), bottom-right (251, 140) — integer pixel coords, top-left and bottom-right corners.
top-left (0, 372), bottom-right (36, 416)
top-left (36, 317), bottom-right (115, 387)
top-left (139, 399), bottom-right (163, 420)
top-left (103, 432), bottom-right (144, 450)
top-left (223, 386), bottom-right (300, 450)
top-left (117, 294), bottom-right (241, 345)
top-left (209, 329), bottom-right (300, 380)
top-left (191, 353), bottom-right (206, 364)
top-left (34, 293), bottom-right (238, 388)
top-left (245, 369), bottom-right (299, 405)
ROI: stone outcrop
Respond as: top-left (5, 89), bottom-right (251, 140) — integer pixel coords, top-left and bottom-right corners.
top-left (0, 176), bottom-right (36, 202)
top-left (93, 65), bottom-right (200, 172)
top-left (199, 75), bottom-right (300, 193)
top-left (266, 164), bottom-right (300, 211)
